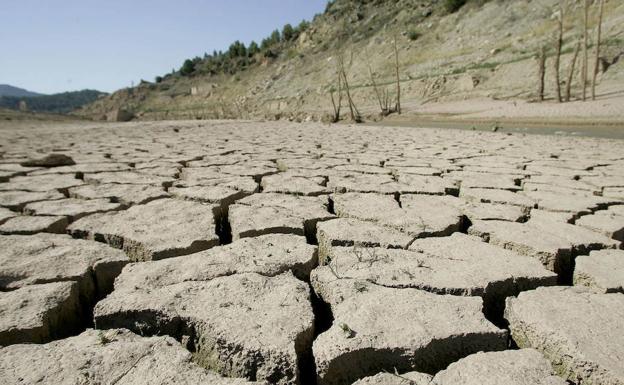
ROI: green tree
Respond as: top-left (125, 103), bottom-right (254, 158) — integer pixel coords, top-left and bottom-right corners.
top-left (282, 24), bottom-right (295, 41)
top-left (180, 59), bottom-right (196, 76)
top-left (248, 41), bottom-right (260, 56)
top-left (444, 0), bottom-right (466, 13)
top-left (270, 29), bottom-right (281, 45)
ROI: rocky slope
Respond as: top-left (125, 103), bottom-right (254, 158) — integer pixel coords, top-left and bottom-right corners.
top-left (79, 0), bottom-right (624, 122)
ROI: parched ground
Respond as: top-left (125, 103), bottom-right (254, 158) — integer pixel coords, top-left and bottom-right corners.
top-left (0, 119), bottom-right (623, 385)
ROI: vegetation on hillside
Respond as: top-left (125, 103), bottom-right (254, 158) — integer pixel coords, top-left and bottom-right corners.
top-left (0, 89), bottom-right (106, 114)
top-left (165, 20), bottom-right (311, 81)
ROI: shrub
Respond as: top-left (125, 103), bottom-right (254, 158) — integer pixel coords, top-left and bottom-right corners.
top-left (408, 30), bottom-right (421, 41)
top-left (180, 59), bottom-right (195, 76)
top-left (154, 76), bottom-right (163, 83)
top-left (445, 0), bottom-right (467, 13)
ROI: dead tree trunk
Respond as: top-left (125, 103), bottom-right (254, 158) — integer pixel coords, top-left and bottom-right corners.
top-left (339, 55), bottom-right (361, 123)
top-left (393, 35), bottom-right (401, 114)
top-left (366, 58), bottom-right (389, 115)
top-left (565, 41), bottom-right (581, 102)
top-left (554, 3), bottom-right (564, 102)
top-left (330, 58), bottom-right (343, 122)
top-left (538, 46), bottom-right (546, 101)
top-left (581, 0), bottom-right (589, 101)
top-left (592, 0), bottom-right (605, 100)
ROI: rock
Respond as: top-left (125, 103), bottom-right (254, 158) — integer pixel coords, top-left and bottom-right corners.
top-left (83, 171), bottom-right (174, 187)
top-left (68, 183), bottom-right (168, 206)
top-left (333, 193), bottom-right (463, 238)
top-left (68, 198), bottom-right (220, 261)
top-left (0, 282), bottom-right (81, 345)
top-left (316, 218), bottom-right (414, 263)
top-left (0, 190), bottom-right (65, 210)
top-left (311, 278), bottom-right (507, 385)
top-left (431, 349), bottom-right (568, 385)
top-left (352, 372), bottom-right (432, 385)
top-left (0, 207), bottom-right (17, 225)
top-left (261, 173), bottom-right (328, 196)
top-left (460, 187), bottom-right (536, 208)
top-left (575, 209), bottom-right (624, 241)
top-left (316, 233), bottom-right (556, 321)
top-left (95, 272), bottom-right (313, 385)
top-left (0, 215), bottom-right (68, 234)
top-left (0, 233), bottom-right (129, 299)
top-left (574, 249), bottom-right (624, 293)
top-left (20, 153), bottom-right (75, 167)
top-left (469, 219), bottom-right (619, 280)
top-left (521, 190), bottom-right (614, 218)
top-left (0, 328), bottom-right (261, 384)
top-left (106, 108), bottom-right (134, 122)
top-left (23, 198), bottom-right (122, 222)
top-left (112, 234), bottom-right (317, 289)
top-left (229, 193), bottom-right (333, 241)
top-left (0, 174), bottom-right (83, 193)
top-left (505, 286), bottom-right (624, 385)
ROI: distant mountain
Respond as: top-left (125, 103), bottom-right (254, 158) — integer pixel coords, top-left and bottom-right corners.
top-left (0, 89), bottom-right (107, 114)
top-left (0, 84), bottom-right (44, 98)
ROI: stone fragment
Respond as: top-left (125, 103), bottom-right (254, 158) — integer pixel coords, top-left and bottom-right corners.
top-left (505, 286), bottom-right (624, 385)
top-left (316, 233), bottom-right (556, 320)
top-left (229, 193), bottom-right (333, 241)
top-left (0, 207), bottom-right (17, 225)
top-left (0, 282), bottom-right (81, 345)
top-left (311, 278), bottom-right (507, 385)
top-left (0, 215), bottom-right (68, 234)
top-left (333, 193), bottom-right (463, 238)
top-left (0, 190), bottom-right (65, 210)
top-left (68, 198), bottom-right (220, 261)
top-left (522, 190), bottom-right (614, 217)
top-left (0, 233), bottom-right (129, 298)
top-left (316, 218), bottom-right (414, 263)
top-left (431, 349), bottom-right (567, 385)
top-left (95, 272), bottom-right (313, 385)
top-left (575, 209), bottom-right (624, 241)
top-left (574, 249), bottom-right (624, 293)
top-left (83, 171), bottom-right (174, 187)
top-left (0, 174), bottom-right (83, 192)
top-left (29, 162), bottom-right (131, 176)
top-left (68, 183), bottom-right (168, 206)
top-left (24, 198), bottom-right (122, 221)
top-left (20, 153), bottom-right (75, 167)
top-left (352, 372), bottom-right (431, 385)
top-left (460, 187), bottom-right (536, 208)
top-left (261, 173), bottom-right (328, 196)
top-left (0, 329), bottom-right (261, 384)
top-left (469, 219), bottom-right (619, 279)
top-left (113, 234), bottom-right (317, 289)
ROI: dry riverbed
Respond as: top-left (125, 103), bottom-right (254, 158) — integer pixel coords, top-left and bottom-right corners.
top-left (0, 119), bottom-right (623, 385)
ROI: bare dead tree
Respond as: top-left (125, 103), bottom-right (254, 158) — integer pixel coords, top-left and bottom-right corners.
top-left (338, 53), bottom-right (362, 123)
top-left (565, 40), bottom-right (581, 102)
top-left (393, 35), bottom-right (402, 114)
top-left (554, 3), bottom-right (564, 102)
top-left (592, 0), bottom-right (605, 100)
top-left (366, 57), bottom-right (391, 116)
top-left (329, 58), bottom-right (343, 123)
top-left (538, 46), bottom-right (547, 101)
top-left (581, 0), bottom-right (590, 101)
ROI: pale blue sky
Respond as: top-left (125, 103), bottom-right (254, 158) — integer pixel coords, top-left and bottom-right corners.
top-left (1, 0), bottom-right (327, 94)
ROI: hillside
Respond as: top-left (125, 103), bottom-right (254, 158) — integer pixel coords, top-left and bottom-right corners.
top-left (0, 89), bottom-right (107, 114)
top-left (79, 0), bottom-right (624, 123)
top-left (0, 84), bottom-right (43, 98)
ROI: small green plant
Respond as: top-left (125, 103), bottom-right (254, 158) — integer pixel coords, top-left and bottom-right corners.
top-left (408, 30), bottom-right (421, 41)
top-left (98, 331), bottom-right (111, 345)
top-left (339, 322), bottom-right (355, 338)
top-left (445, 0), bottom-right (467, 13)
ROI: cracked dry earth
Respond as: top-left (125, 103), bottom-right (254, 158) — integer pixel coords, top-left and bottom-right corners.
top-left (0, 120), bottom-right (623, 385)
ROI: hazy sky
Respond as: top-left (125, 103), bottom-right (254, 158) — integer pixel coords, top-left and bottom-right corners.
top-left (1, 0), bottom-right (327, 94)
